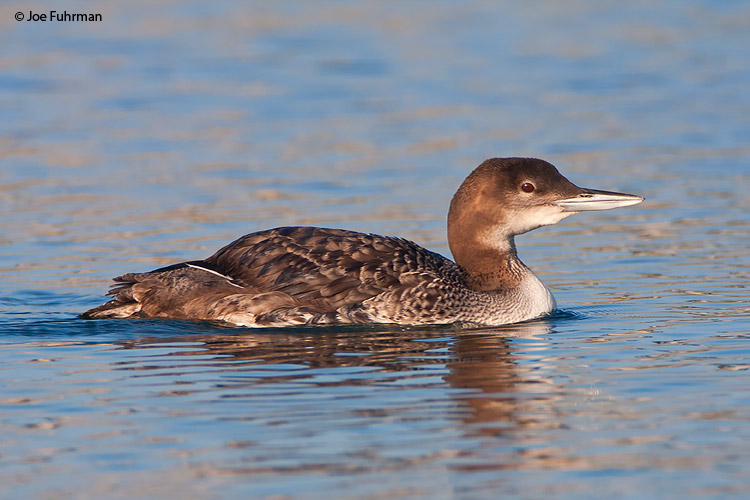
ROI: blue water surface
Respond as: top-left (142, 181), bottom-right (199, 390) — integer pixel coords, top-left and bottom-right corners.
top-left (1, 1), bottom-right (749, 499)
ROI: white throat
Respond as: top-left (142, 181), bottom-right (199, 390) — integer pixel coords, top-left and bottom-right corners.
top-left (517, 270), bottom-right (556, 319)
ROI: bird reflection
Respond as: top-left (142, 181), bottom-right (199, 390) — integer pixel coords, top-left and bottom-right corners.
top-left (445, 324), bottom-right (556, 438)
top-left (118, 320), bottom-right (555, 436)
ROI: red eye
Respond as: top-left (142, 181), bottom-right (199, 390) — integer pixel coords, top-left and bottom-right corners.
top-left (521, 182), bottom-right (535, 193)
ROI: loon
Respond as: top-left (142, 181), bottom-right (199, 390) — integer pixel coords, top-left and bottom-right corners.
top-left (84, 158), bottom-right (644, 327)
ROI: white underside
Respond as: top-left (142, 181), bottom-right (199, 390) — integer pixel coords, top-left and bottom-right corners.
top-left (516, 271), bottom-right (557, 319)
top-left (475, 271), bottom-right (556, 326)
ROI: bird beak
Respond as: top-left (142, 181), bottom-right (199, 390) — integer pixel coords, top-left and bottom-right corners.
top-left (555, 188), bottom-right (644, 212)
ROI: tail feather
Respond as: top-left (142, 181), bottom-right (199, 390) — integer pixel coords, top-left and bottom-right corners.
top-left (83, 261), bottom-right (250, 320)
top-left (82, 272), bottom-right (145, 319)
top-left (81, 299), bottom-right (142, 319)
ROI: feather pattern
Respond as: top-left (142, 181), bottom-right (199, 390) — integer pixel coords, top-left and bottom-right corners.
top-left (84, 226), bottom-right (553, 326)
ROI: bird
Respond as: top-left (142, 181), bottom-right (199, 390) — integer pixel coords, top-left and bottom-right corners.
top-left (83, 157), bottom-right (644, 327)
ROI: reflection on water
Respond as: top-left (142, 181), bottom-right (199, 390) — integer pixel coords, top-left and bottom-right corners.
top-left (1, 322), bottom-right (553, 492)
top-left (3, 0), bottom-right (750, 498)
top-left (3, 316), bottom-right (750, 498)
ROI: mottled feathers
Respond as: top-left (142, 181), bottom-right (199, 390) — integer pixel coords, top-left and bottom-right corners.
top-left (84, 226), bottom-right (468, 326)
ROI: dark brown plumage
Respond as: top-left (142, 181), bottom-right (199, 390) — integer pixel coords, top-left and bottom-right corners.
top-left (84, 226), bottom-right (468, 326)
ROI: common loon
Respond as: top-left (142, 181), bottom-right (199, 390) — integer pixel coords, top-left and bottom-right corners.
top-left (84, 158), bottom-right (644, 327)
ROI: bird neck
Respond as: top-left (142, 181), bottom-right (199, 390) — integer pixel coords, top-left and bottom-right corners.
top-left (446, 168), bottom-right (532, 292)
top-left (447, 216), bottom-right (528, 292)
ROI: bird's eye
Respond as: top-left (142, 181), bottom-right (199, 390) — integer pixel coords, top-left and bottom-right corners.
top-left (521, 182), bottom-right (535, 193)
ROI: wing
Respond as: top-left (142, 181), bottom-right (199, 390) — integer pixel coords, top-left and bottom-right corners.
top-left (82, 260), bottom-right (250, 319)
top-left (205, 226), bottom-right (460, 309)
top-left (84, 226), bottom-right (462, 324)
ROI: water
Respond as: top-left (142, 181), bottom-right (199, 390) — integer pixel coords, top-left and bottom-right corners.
top-left (2, 0), bottom-right (749, 498)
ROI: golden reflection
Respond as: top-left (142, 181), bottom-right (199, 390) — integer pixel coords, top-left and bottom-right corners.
top-left (445, 322), bottom-right (562, 441)
top-left (119, 320), bottom-right (557, 437)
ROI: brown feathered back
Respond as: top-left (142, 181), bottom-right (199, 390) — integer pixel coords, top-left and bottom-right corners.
top-left (84, 226), bottom-right (464, 326)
